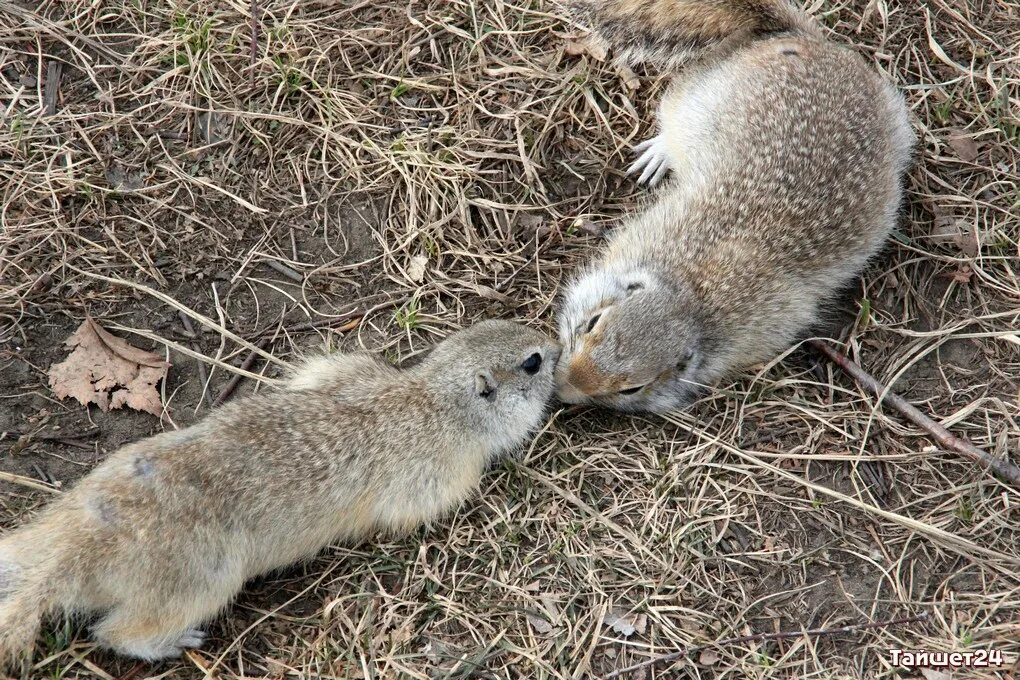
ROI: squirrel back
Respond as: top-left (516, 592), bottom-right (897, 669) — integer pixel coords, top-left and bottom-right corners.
top-left (555, 0), bottom-right (914, 413)
top-left (0, 321), bottom-right (560, 668)
top-left (567, 0), bottom-right (818, 67)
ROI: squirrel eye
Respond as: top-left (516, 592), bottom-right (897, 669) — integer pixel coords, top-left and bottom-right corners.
top-left (618, 384), bottom-right (644, 396)
top-left (585, 313), bottom-right (602, 334)
top-left (520, 352), bottom-right (542, 375)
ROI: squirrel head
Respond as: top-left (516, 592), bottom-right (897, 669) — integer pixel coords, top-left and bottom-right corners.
top-left (556, 268), bottom-right (708, 413)
top-left (420, 320), bottom-right (560, 453)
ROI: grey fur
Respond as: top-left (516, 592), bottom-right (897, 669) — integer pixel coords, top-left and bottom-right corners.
top-left (0, 320), bottom-right (559, 666)
top-left (557, 0), bottom-right (914, 413)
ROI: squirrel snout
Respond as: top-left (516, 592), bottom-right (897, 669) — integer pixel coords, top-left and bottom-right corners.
top-left (553, 355), bottom-right (591, 404)
top-left (555, 380), bottom-right (588, 405)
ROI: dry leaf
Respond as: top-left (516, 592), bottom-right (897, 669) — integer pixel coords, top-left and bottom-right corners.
top-left (931, 215), bottom-right (979, 257)
top-left (539, 592), bottom-right (561, 621)
top-left (698, 649), bottom-right (720, 666)
top-left (948, 264), bottom-right (973, 284)
top-left (947, 131), bottom-right (979, 162)
top-left (48, 317), bottom-right (169, 417)
top-left (616, 64), bottom-right (640, 91)
top-left (407, 254), bottom-right (428, 283)
top-left (527, 612), bottom-right (553, 634)
top-left (564, 37), bottom-right (607, 61)
top-left (955, 224), bottom-right (980, 258)
top-left (516, 212), bottom-right (544, 231)
top-left (920, 669), bottom-right (951, 680)
top-left (604, 608), bottom-right (643, 637)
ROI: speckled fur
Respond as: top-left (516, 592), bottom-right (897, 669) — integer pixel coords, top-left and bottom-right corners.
top-left (558, 0), bottom-right (914, 413)
top-left (0, 321), bottom-right (559, 667)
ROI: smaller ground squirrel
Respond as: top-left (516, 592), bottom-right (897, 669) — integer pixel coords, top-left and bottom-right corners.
top-left (555, 0), bottom-right (914, 413)
top-left (0, 320), bottom-right (559, 667)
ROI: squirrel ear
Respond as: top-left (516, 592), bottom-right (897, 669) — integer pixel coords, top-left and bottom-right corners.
top-left (623, 272), bottom-right (651, 295)
top-left (474, 369), bottom-right (497, 401)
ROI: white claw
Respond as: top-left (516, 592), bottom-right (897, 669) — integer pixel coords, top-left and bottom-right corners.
top-left (638, 156), bottom-right (663, 185)
top-left (627, 135), bottom-right (672, 187)
top-left (177, 629), bottom-right (206, 649)
top-left (627, 145), bottom-right (656, 176)
top-left (649, 162), bottom-right (670, 187)
top-left (632, 138), bottom-right (656, 153)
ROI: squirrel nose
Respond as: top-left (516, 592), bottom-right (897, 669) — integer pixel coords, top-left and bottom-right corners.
top-left (553, 360), bottom-right (587, 404)
top-left (556, 380), bottom-right (587, 404)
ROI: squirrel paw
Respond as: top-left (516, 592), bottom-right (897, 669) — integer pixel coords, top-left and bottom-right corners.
top-left (627, 136), bottom-right (671, 186)
top-left (104, 628), bottom-right (207, 660)
top-left (176, 629), bottom-right (207, 649)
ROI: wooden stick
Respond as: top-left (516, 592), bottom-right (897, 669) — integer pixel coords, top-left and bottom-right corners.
top-left (249, 0), bottom-right (260, 86)
top-left (212, 338), bottom-right (272, 407)
top-left (808, 339), bottom-right (1020, 488)
top-left (0, 471), bottom-right (61, 495)
top-left (179, 312), bottom-right (211, 408)
top-left (603, 613), bottom-right (928, 678)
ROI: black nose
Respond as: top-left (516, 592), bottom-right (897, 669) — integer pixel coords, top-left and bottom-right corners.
top-left (520, 352), bottom-right (542, 375)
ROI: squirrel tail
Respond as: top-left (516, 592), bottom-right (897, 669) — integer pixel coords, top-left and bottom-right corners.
top-left (0, 521), bottom-right (73, 670)
top-left (565, 0), bottom-right (818, 67)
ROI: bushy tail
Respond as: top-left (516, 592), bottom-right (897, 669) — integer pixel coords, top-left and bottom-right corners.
top-left (0, 530), bottom-right (66, 670)
top-left (565, 0), bottom-right (817, 66)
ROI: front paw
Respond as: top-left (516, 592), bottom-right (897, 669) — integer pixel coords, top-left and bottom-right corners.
top-left (627, 135), bottom-right (671, 187)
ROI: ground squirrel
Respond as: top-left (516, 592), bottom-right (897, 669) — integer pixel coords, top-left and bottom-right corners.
top-left (555, 0), bottom-right (914, 412)
top-left (0, 320), bottom-right (559, 666)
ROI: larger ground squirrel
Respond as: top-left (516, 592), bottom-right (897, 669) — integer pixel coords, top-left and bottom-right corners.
top-left (556, 0), bottom-right (914, 412)
top-left (0, 320), bottom-right (560, 666)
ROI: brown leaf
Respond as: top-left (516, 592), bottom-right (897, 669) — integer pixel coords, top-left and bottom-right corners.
top-left (948, 264), bottom-right (973, 284)
top-left (604, 608), bottom-right (643, 637)
top-left (564, 37), bottom-right (607, 61)
top-left (955, 223), bottom-right (980, 258)
top-left (947, 131), bottom-right (979, 162)
top-left (698, 649), bottom-right (720, 666)
top-left (616, 64), bottom-right (640, 91)
top-left (527, 612), bottom-right (553, 634)
top-left (48, 317), bottom-right (169, 417)
top-left (920, 670), bottom-right (951, 680)
top-left (931, 215), bottom-right (979, 257)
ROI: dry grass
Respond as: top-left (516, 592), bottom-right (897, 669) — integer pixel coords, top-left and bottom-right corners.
top-left (1, 0), bottom-right (1019, 678)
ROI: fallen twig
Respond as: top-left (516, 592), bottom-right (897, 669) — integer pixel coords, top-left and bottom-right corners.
top-left (603, 612), bottom-right (928, 678)
top-left (809, 339), bottom-right (1020, 488)
top-left (180, 312), bottom-right (211, 408)
top-left (0, 471), bottom-right (62, 495)
top-left (252, 294), bottom-right (404, 339)
top-left (212, 316), bottom-right (362, 406)
top-left (212, 338), bottom-right (272, 408)
top-left (43, 61), bottom-right (62, 116)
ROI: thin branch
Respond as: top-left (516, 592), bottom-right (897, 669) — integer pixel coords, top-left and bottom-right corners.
top-left (0, 471), bottom-right (62, 495)
top-left (212, 338), bottom-right (273, 408)
top-left (809, 339), bottom-right (1020, 488)
top-left (604, 613), bottom-right (928, 678)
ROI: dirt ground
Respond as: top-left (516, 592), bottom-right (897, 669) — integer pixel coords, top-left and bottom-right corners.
top-left (1, 0), bottom-right (1018, 678)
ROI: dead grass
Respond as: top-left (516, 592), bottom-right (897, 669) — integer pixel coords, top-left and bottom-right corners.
top-left (1, 0), bottom-right (1019, 678)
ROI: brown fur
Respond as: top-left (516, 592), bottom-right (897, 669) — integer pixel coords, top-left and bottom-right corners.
top-left (567, 0), bottom-right (813, 66)
top-left (0, 321), bottom-right (559, 667)
top-left (556, 0), bottom-right (914, 413)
